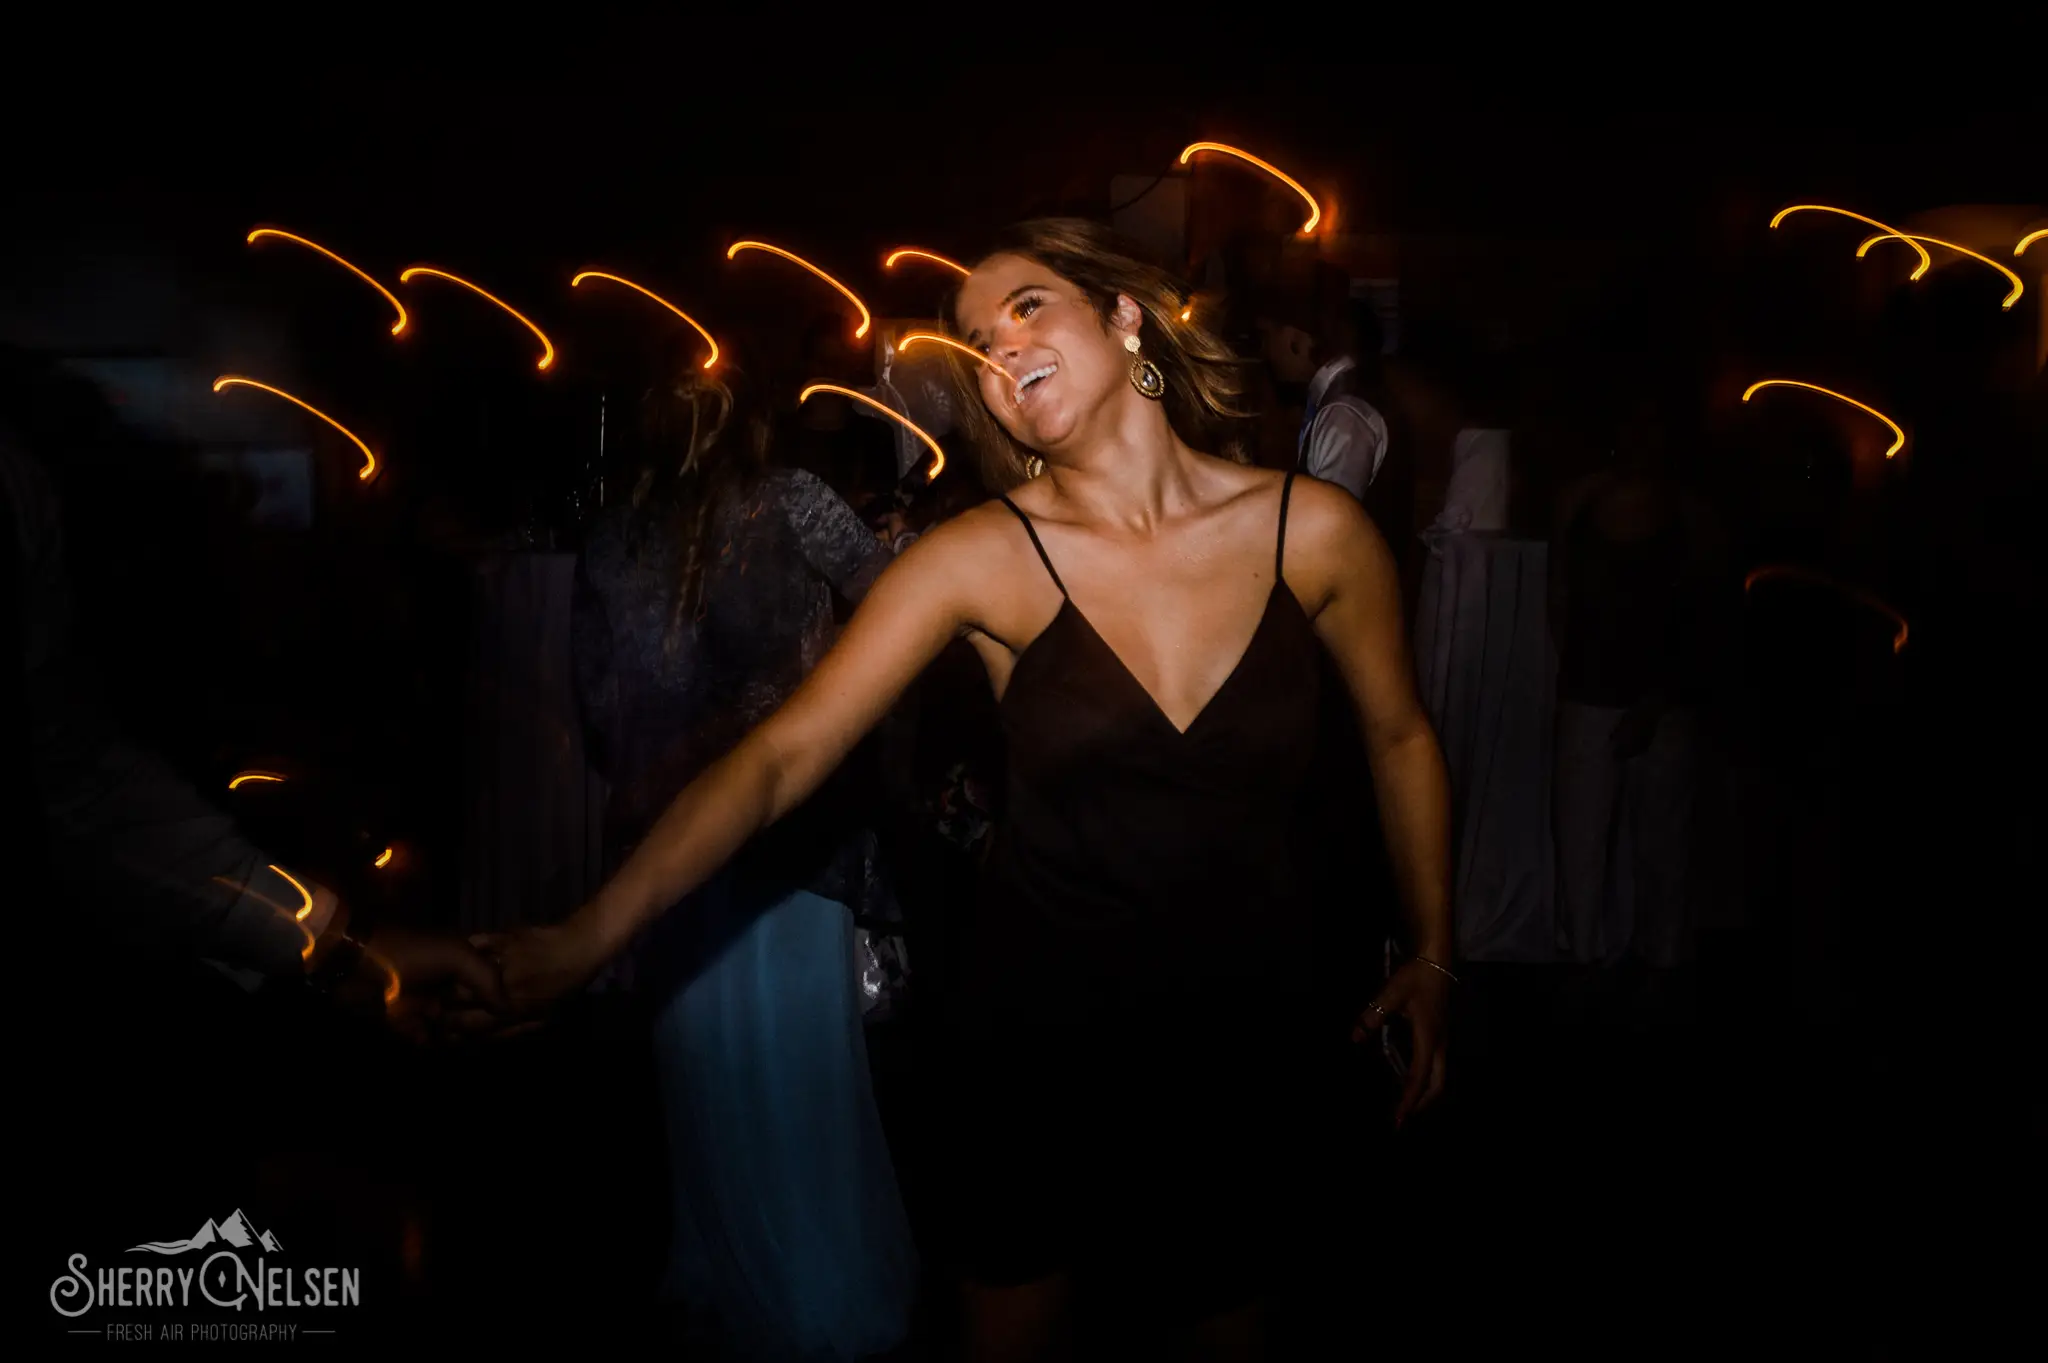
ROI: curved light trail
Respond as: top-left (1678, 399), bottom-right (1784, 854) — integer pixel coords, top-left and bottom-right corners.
top-left (800, 383), bottom-right (943, 481)
top-left (1742, 379), bottom-right (1905, 460)
top-left (1745, 564), bottom-right (1908, 653)
top-left (228, 771), bottom-right (285, 790)
top-left (1856, 232), bottom-right (2025, 309)
top-left (1770, 205), bottom-right (1931, 277)
top-left (884, 248), bottom-right (970, 277)
top-left (210, 876), bottom-right (317, 958)
top-left (247, 228), bottom-right (408, 336)
top-left (896, 330), bottom-right (1007, 376)
top-left (570, 271), bottom-right (719, 368)
top-left (399, 266), bottom-right (555, 370)
top-left (727, 241), bottom-right (871, 339)
top-left (1178, 142), bottom-right (1321, 235)
top-left (373, 847), bottom-right (394, 869)
top-left (268, 863), bottom-right (315, 921)
top-left (2015, 228), bottom-right (2047, 257)
top-left (212, 377), bottom-right (378, 481)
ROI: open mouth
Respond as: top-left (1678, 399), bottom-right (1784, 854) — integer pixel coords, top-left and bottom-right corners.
top-left (1013, 363), bottom-right (1057, 405)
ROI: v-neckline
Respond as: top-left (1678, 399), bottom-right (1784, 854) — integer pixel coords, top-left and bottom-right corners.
top-left (1051, 582), bottom-right (1285, 738)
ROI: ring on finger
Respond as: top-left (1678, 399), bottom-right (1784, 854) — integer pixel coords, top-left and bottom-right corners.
top-left (1364, 1000), bottom-right (1388, 1017)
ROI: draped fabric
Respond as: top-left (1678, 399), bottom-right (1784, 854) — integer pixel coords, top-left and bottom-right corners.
top-left (1413, 532), bottom-right (1557, 962)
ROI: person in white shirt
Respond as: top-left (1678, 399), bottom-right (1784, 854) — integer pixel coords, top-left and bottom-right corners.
top-left (1256, 275), bottom-right (1391, 501)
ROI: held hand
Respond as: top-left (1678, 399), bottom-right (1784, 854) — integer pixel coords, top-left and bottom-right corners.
top-left (470, 918), bottom-right (610, 1016)
top-left (357, 926), bottom-right (510, 1044)
top-left (1354, 959), bottom-right (1451, 1128)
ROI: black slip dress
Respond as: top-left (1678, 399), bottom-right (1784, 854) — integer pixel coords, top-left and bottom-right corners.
top-left (948, 471), bottom-right (1338, 1308)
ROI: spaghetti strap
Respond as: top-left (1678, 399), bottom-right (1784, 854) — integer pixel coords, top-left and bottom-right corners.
top-left (1276, 470), bottom-right (1298, 582)
top-left (999, 495), bottom-right (1069, 599)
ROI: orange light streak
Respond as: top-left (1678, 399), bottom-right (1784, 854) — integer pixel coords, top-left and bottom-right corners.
top-left (1856, 232), bottom-right (2025, 309)
top-left (212, 377), bottom-right (378, 481)
top-left (1745, 564), bottom-right (1908, 653)
top-left (1742, 380), bottom-right (1906, 460)
top-left (269, 863), bottom-right (316, 921)
top-left (801, 383), bottom-right (943, 481)
top-left (1769, 205), bottom-right (1931, 277)
top-left (247, 228), bottom-right (408, 336)
top-left (726, 242), bottom-right (871, 339)
top-left (228, 771), bottom-right (285, 790)
top-left (399, 267), bottom-right (555, 370)
top-left (1178, 142), bottom-right (1322, 235)
top-left (884, 248), bottom-right (970, 277)
top-left (571, 271), bottom-right (719, 368)
top-left (896, 331), bottom-right (1007, 375)
top-left (363, 945), bottom-right (402, 1006)
top-left (213, 876), bottom-right (318, 959)
top-left (2014, 228), bottom-right (2047, 257)
top-left (374, 847), bottom-right (394, 869)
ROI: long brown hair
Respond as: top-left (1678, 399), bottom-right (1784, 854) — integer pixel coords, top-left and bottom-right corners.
top-left (942, 218), bottom-right (1258, 491)
top-left (628, 356), bottom-right (771, 646)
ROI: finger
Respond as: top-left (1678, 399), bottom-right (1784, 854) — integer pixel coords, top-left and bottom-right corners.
top-left (1395, 1057), bottom-right (1427, 1129)
top-left (1353, 997), bottom-right (1395, 1043)
top-left (1396, 1025), bottom-right (1434, 1127)
top-left (446, 945), bottom-right (509, 1011)
top-left (1418, 1046), bottom-right (1449, 1114)
top-left (440, 1006), bottom-right (507, 1038)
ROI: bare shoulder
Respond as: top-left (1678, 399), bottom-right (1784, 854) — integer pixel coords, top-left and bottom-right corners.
top-left (870, 498), bottom-right (1045, 636)
top-left (1280, 475), bottom-right (1396, 614)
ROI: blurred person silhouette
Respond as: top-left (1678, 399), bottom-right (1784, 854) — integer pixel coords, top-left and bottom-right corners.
top-left (4, 372), bottom-right (509, 1260)
top-left (542, 347), bottom-right (917, 1360)
top-left (1550, 391), bottom-right (1731, 984)
top-left (1256, 266), bottom-right (1391, 503)
top-left (0, 359), bottom-right (505, 1035)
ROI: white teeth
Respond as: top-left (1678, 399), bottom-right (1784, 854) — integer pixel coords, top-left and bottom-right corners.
top-left (1014, 363), bottom-right (1057, 398)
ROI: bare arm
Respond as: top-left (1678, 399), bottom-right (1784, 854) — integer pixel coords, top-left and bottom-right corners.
top-left (1292, 478), bottom-right (1453, 963)
top-left (569, 520), bottom-right (979, 965)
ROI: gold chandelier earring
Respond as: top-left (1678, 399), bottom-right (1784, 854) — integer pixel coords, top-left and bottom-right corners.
top-left (1124, 333), bottom-right (1166, 400)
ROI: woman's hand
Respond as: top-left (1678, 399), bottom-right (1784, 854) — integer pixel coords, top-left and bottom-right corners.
top-left (1354, 959), bottom-right (1451, 1128)
top-left (471, 918), bottom-right (611, 1015)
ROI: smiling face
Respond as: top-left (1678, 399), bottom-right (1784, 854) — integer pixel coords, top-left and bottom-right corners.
top-left (952, 252), bottom-right (1143, 456)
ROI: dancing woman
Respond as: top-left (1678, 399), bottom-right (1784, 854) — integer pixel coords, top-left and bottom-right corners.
top-left (497, 221), bottom-right (1453, 1360)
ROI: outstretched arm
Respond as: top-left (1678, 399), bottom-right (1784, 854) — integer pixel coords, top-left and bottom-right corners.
top-left (494, 519), bottom-right (982, 1006)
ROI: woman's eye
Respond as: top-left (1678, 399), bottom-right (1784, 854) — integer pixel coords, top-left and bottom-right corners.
top-left (1013, 296), bottom-right (1042, 321)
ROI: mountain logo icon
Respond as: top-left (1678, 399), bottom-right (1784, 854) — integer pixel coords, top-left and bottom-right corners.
top-left (127, 1210), bottom-right (283, 1256)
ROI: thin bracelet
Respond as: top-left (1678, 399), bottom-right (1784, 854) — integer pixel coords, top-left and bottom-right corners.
top-left (1412, 954), bottom-right (1459, 985)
